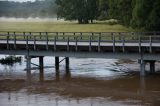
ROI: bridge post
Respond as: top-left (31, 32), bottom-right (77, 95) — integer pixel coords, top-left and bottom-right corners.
top-left (55, 57), bottom-right (59, 71)
top-left (39, 56), bottom-right (44, 82)
top-left (26, 56), bottom-right (31, 83)
top-left (150, 61), bottom-right (155, 74)
top-left (140, 60), bottom-right (146, 76)
top-left (65, 57), bottom-right (69, 71)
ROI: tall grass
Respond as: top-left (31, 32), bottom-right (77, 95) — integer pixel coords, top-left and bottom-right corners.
top-left (0, 21), bottom-right (133, 32)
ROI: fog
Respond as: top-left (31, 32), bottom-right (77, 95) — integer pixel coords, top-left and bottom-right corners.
top-left (0, 17), bottom-right (65, 22)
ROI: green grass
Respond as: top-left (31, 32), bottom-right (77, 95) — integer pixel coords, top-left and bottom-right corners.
top-left (0, 21), bottom-right (133, 32)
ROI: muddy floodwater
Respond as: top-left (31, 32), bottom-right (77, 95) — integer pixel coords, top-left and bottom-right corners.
top-left (0, 56), bottom-right (160, 106)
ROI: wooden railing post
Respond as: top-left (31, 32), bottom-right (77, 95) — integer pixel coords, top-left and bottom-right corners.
top-left (34, 36), bottom-right (36, 50)
top-left (139, 35), bottom-right (141, 53)
top-left (29, 32), bottom-right (32, 39)
top-left (149, 36), bottom-right (152, 53)
top-left (73, 33), bottom-right (76, 40)
top-left (67, 36), bottom-right (70, 51)
top-left (7, 33), bottom-right (9, 50)
top-left (56, 32), bottom-right (58, 39)
top-left (54, 36), bottom-right (57, 51)
top-left (63, 32), bottom-right (65, 40)
top-left (46, 32), bottom-right (49, 50)
top-left (14, 32), bottom-right (16, 49)
top-left (112, 33), bottom-right (115, 52)
top-left (122, 36), bottom-right (125, 53)
top-left (89, 36), bottom-right (92, 52)
top-left (26, 35), bottom-right (29, 50)
top-left (75, 36), bottom-right (78, 52)
top-left (98, 34), bottom-right (101, 52)
top-left (40, 32), bottom-right (42, 39)
top-left (23, 32), bottom-right (26, 39)
top-left (80, 32), bottom-right (82, 40)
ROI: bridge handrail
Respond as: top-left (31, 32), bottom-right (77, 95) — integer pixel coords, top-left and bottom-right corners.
top-left (0, 31), bottom-right (160, 36)
top-left (0, 32), bottom-right (160, 41)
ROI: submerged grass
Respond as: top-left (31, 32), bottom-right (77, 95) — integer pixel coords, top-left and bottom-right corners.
top-left (0, 21), bottom-right (133, 32)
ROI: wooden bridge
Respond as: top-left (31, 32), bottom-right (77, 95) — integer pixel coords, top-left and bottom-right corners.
top-left (0, 31), bottom-right (160, 82)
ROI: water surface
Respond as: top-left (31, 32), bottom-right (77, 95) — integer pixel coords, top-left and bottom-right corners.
top-left (0, 56), bottom-right (160, 106)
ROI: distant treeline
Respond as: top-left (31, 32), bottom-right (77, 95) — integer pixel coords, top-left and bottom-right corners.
top-left (56, 0), bottom-right (160, 30)
top-left (0, 0), bottom-right (160, 30)
top-left (0, 0), bottom-right (56, 18)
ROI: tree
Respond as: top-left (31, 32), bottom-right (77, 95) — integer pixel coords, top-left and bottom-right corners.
top-left (131, 0), bottom-right (154, 29)
top-left (56, 0), bottom-right (99, 24)
top-left (98, 0), bottom-right (109, 20)
top-left (146, 0), bottom-right (160, 30)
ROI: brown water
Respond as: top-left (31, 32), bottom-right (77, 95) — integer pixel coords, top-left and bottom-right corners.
top-left (0, 56), bottom-right (160, 106)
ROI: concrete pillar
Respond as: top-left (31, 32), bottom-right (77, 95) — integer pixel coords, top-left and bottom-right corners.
top-left (39, 56), bottom-right (44, 82)
top-left (55, 57), bottom-right (59, 71)
top-left (150, 61), bottom-right (155, 74)
top-left (65, 57), bottom-right (69, 71)
top-left (140, 60), bottom-right (146, 76)
top-left (26, 56), bottom-right (31, 83)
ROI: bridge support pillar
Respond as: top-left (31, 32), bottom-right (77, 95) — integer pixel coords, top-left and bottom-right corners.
top-left (65, 57), bottom-right (70, 72)
top-left (140, 60), bottom-right (146, 77)
top-left (26, 56), bottom-right (31, 83)
top-left (39, 56), bottom-right (44, 82)
top-left (55, 57), bottom-right (59, 71)
top-left (149, 61), bottom-right (155, 74)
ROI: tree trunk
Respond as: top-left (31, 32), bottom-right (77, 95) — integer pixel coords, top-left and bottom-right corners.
top-left (83, 19), bottom-right (89, 24)
top-left (78, 19), bottom-right (83, 24)
top-left (91, 19), bottom-right (93, 23)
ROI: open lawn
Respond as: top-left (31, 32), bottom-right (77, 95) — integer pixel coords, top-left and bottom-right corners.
top-left (0, 20), bottom-right (133, 32)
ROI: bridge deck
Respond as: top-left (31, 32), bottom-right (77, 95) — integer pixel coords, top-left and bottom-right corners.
top-left (0, 31), bottom-right (160, 60)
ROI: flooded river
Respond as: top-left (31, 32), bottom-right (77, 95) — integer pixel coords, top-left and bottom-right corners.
top-left (0, 56), bottom-right (160, 106)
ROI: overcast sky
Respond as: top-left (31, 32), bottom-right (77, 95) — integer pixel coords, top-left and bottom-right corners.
top-left (0, 0), bottom-right (36, 2)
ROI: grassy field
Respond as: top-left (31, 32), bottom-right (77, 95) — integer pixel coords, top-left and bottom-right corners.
top-left (0, 20), bottom-right (133, 32)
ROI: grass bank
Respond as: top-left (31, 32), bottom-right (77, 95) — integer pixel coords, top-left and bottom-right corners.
top-left (0, 21), bottom-right (133, 32)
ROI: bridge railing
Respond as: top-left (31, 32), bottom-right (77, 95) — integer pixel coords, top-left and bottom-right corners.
top-left (0, 31), bottom-right (160, 43)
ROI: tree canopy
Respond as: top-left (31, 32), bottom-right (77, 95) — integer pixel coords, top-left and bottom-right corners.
top-left (56, 0), bottom-right (99, 24)
top-left (1, 0), bottom-right (160, 30)
top-left (56, 0), bottom-right (160, 30)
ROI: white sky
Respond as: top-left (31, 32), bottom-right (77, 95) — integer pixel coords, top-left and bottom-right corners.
top-left (0, 0), bottom-right (36, 2)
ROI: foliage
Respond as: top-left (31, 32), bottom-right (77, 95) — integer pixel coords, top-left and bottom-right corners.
top-left (56, 0), bottom-right (99, 24)
top-left (0, 56), bottom-right (22, 65)
top-left (98, 0), bottom-right (160, 30)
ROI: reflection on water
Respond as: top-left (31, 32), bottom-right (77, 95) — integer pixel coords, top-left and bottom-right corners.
top-left (0, 92), bottom-right (133, 106)
top-left (0, 56), bottom-right (160, 106)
